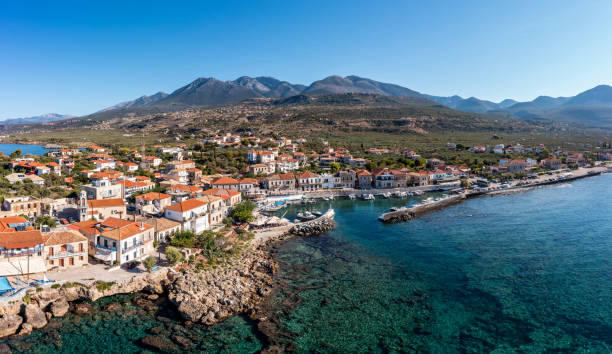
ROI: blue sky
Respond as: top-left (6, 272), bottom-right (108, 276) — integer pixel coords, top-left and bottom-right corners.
top-left (1, 0), bottom-right (612, 118)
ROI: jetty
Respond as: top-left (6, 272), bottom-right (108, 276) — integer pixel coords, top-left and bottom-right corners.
top-left (379, 166), bottom-right (606, 224)
top-left (378, 194), bottom-right (466, 223)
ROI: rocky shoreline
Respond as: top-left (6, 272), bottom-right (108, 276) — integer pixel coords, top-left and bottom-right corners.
top-left (0, 212), bottom-right (336, 350)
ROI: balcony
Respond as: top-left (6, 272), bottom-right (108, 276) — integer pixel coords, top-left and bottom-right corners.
top-left (96, 244), bottom-right (117, 252)
top-left (122, 241), bottom-right (144, 254)
top-left (47, 251), bottom-right (86, 260)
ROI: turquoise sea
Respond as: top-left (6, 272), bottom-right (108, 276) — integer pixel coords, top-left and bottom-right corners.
top-left (4, 173), bottom-right (612, 352)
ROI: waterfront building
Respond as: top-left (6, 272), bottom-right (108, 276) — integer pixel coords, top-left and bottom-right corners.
top-left (164, 199), bottom-right (210, 234)
top-left (44, 230), bottom-right (88, 269)
top-left (0, 230), bottom-right (45, 276)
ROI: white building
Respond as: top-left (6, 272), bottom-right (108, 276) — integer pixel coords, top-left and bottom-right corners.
top-left (164, 199), bottom-right (210, 234)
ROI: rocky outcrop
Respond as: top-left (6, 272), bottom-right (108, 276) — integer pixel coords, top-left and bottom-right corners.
top-left (139, 335), bottom-right (178, 353)
top-left (0, 314), bottom-right (22, 338)
top-left (48, 298), bottom-right (69, 317)
top-left (290, 218), bottom-right (335, 236)
top-left (167, 248), bottom-right (278, 325)
top-left (22, 304), bottom-right (47, 329)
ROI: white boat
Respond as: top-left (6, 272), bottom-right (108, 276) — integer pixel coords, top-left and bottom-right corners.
top-left (361, 194), bottom-right (375, 200)
top-left (414, 190), bottom-right (425, 196)
top-left (297, 211), bottom-right (317, 220)
top-left (347, 194), bottom-right (356, 200)
top-left (312, 210), bottom-right (323, 216)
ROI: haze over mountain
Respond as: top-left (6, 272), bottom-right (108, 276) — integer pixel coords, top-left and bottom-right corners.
top-left (92, 75), bottom-right (612, 129)
top-left (0, 113), bottom-right (75, 125)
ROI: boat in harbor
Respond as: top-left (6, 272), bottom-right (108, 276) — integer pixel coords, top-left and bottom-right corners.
top-left (394, 191), bottom-right (407, 198)
top-left (413, 190), bottom-right (425, 196)
top-left (377, 192), bottom-right (391, 199)
top-left (347, 194), bottom-right (356, 200)
top-left (312, 210), bottom-right (323, 216)
top-left (361, 194), bottom-right (375, 200)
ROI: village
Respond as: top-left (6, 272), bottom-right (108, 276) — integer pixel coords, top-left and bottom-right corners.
top-left (0, 132), bottom-right (610, 303)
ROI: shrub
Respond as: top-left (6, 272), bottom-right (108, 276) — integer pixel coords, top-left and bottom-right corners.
top-left (95, 281), bottom-right (115, 292)
top-left (231, 201), bottom-right (256, 223)
top-left (51, 283), bottom-right (61, 289)
top-left (166, 246), bottom-right (183, 265)
top-left (143, 256), bottom-right (156, 272)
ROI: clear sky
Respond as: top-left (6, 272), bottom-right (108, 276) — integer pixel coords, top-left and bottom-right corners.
top-left (2, 0), bottom-right (612, 118)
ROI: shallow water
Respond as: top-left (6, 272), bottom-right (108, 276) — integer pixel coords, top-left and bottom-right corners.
top-left (5, 173), bottom-right (612, 352)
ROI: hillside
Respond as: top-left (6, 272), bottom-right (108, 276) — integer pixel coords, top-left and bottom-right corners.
top-left (16, 93), bottom-right (540, 141)
top-left (0, 113), bottom-right (75, 126)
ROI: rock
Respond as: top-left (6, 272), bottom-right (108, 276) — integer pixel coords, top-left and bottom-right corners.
top-left (171, 334), bottom-right (193, 349)
top-left (49, 298), bottom-right (69, 317)
top-left (146, 294), bottom-right (159, 300)
top-left (261, 345), bottom-right (285, 354)
top-left (17, 323), bottom-right (32, 336)
top-left (139, 335), bottom-right (178, 353)
top-left (0, 314), bottom-right (23, 338)
top-left (73, 303), bottom-right (93, 315)
top-left (23, 304), bottom-right (47, 329)
top-left (103, 302), bottom-right (122, 312)
top-left (148, 326), bottom-right (164, 335)
top-left (0, 343), bottom-right (11, 354)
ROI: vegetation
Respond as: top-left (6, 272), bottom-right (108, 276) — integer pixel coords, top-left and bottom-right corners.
top-left (165, 246), bottom-right (183, 265)
top-left (95, 281), bottom-right (116, 292)
top-left (231, 200), bottom-right (256, 223)
top-left (35, 215), bottom-right (56, 228)
top-left (143, 256), bottom-right (157, 272)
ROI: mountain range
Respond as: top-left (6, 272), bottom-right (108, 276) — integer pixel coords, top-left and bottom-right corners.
top-left (0, 113), bottom-right (76, 125)
top-left (10, 75), bottom-right (612, 129)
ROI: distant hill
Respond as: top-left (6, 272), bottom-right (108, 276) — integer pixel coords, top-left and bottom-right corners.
top-left (0, 113), bottom-right (75, 125)
top-left (98, 92), bottom-right (168, 112)
top-left (302, 75), bottom-right (423, 97)
top-left (18, 75), bottom-right (612, 130)
top-left (232, 76), bottom-right (305, 98)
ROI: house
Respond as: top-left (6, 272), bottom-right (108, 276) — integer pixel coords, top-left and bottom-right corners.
top-left (164, 199), bottom-right (209, 234)
top-left (135, 192), bottom-right (172, 214)
top-left (337, 170), bottom-right (355, 188)
top-left (140, 156), bottom-right (162, 169)
top-left (143, 217), bottom-right (182, 243)
top-left (122, 179), bottom-right (155, 196)
top-left (82, 177), bottom-right (123, 200)
top-left (212, 177), bottom-right (241, 191)
top-left (493, 144), bottom-right (505, 154)
top-left (93, 160), bottom-right (116, 171)
top-left (567, 153), bottom-right (585, 166)
top-left (407, 171), bottom-right (430, 186)
top-left (348, 158), bottom-right (367, 168)
top-left (469, 145), bottom-right (487, 153)
top-left (2, 196), bottom-right (41, 218)
top-left (4, 173), bottom-right (45, 185)
top-left (81, 198), bottom-right (126, 221)
top-left (390, 170), bottom-right (408, 188)
top-left (372, 168), bottom-right (394, 189)
top-left (88, 145), bottom-right (106, 153)
top-left (356, 170), bottom-right (372, 189)
top-left (320, 173), bottom-right (340, 189)
top-left (0, 216), bottom-right (33, 232)
top-left (202, 189), bottom-right (242, 208)
top-left (296, 171), bottom-right (321, 191)
top-left (43, 230), bottom-right (88, 269)
top-left (0, 231), bottom-right (45, 276)
top-left (506, 159), bottom-right (527, 173)
top-left (238, 178), bottom-right (259, 193)
top-left (541, 158), bottom-right (562, 170)
top-left (118, 161), bottom-right (139, 172)
top-left (73, 218), bottom-right (154, 265)
top-left (248, 164), bottom-right (268, 176)
top-left (262, 174), bottom-right (295, 191)
top-left (166, 184), bottom-right (203, 202)
top-left (196, 195), bottom-right (225, 226)
top-left (426, 158), bottom-right (444, 169)
top-left (166, 160), bottom-right (196, 171)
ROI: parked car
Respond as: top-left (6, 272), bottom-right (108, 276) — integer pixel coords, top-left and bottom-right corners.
top-left (60, 218), bottom-right (69, 225)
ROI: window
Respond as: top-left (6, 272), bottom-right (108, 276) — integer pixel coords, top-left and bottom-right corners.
top-left (79, 256), bottom-right (83, 261)
top-left (49, 260), bottom-right (53, 265)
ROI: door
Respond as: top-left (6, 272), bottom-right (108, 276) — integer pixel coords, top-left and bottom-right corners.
top-left (49, 247), bottom-right (54, 256)
top-left (69, 258), bottom-right (74, 265)
top-left (61, 244), bottom-right (67, 252)
top-left (59, 259), bottom-right (64, 267)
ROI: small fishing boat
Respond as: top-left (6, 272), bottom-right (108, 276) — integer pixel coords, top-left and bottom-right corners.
top-left (347, 194), bottom-right (356, 200)
top-left (361, 194), bottom-right (375, 200)
top-left (297, 211), bottom-right (316, 220)
top-left (312, 210), bottom-right (323, 216)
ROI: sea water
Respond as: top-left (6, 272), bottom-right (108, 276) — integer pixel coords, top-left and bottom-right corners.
top-left (5, 173), bottom-right (612, 352)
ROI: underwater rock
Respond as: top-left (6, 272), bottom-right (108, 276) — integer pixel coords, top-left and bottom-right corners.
top-left (171, 334), bottom-right (193, 349)
top-left (73, 303), bottom-right (93, 316)
top-left (139, 335), bottom-right (178, 353)
top-left (0, 343), bottom-right (10, 353)
top-left (103, 302), bottom-right (122, 312)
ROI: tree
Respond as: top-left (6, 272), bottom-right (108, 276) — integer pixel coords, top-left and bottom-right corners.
top-left (165, 246), bottom-right (183, 265)
top-left (231, 201), bottom-right (256, 223)
top-left (10, 149), bottom-right (22, 158)
top-left (330, 162), bottom-right (341, 173)
top-left (35, 216), bottom-right (56, 228)
top-left (143, 256), bottom-right (156, 272)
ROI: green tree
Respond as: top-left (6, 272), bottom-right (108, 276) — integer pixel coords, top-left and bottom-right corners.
top-left (165, 246), bottom-right (183, 265)
top-left (143, 256), bottom-right (156, 272)
top-left (231, 200), bottom-right (256, 223)
top-left (330, 162), bottom-right (341, 173)
top-left (10, 149), bottom-right (22, 158)
top-left (35, 215), bottom-right (56, 228)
